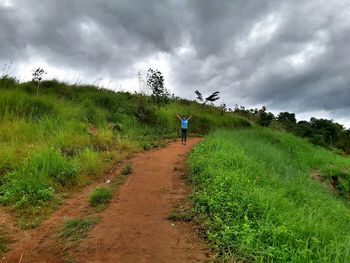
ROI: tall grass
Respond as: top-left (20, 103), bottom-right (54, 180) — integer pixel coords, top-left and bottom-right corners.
top-left (0, 148), bottom-right (77, 208)
top-left (74, 148), bottom-right (104, 176)
top-left (189, 129), bottom-right (350, 262)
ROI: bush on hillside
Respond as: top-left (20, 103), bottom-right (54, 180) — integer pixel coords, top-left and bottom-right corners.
top-left (135, 97), bottom-right (157, 123)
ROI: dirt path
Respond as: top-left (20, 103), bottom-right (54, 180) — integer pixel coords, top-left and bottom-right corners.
top-left (71, 138), bottom-right (210, 263)
top-left (3, 138), bottom-right (211, 263)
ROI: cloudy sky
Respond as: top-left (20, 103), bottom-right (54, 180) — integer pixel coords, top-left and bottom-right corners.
top-left (1, 0), bottom-right (350, 126)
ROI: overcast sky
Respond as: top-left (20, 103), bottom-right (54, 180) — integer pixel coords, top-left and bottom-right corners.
top-left (1, 0), bottom-right (349, 126)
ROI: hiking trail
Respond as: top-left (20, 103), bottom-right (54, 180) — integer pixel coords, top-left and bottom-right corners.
top-left (3, 138), bottom-right (211, 263)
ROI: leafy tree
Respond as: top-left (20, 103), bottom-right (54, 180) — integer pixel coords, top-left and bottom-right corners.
top-left (295, 118), bottom-right (345, 149)
top-left (228, 103), bottom-right (350, 152)
top-left (338, 129), bottom-right (350, 153)
top-left (258, 106), bottom-right (274, 127)
top-left (309, 118), bottom-right (344, 147)
top-left (295, 121), bottom-right (313, 137)
top-left (277, 112), bottom-right (297, 131)
top-left (146, 68), bottom-right (170, 106)
top-left (277, 112), bottom-right (296, 124)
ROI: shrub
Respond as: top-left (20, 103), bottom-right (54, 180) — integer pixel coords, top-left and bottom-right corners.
top-left (135, 97), bottom-right (156, 123)
top-left (89, 187), bottom-right (113, 207)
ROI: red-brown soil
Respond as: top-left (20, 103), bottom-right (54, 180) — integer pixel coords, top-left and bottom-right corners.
top-left (2, 138), bottom-right (211, 263)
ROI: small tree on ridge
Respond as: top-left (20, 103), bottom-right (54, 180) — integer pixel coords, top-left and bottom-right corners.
top-left (146, 68), bottom-right (170, 106)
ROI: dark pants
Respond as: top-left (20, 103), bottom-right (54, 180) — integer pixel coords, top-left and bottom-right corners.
top-left (181, 128), bottom-right (187, 142)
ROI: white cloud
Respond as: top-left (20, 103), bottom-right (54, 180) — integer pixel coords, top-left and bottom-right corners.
top-left (0, 0), bottom-right (15, 8)
top-left (235, 13), bottom-right (281, 56)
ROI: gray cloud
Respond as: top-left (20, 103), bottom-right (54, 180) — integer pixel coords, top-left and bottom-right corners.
top-left (1, 0), bottom-right (350, 125)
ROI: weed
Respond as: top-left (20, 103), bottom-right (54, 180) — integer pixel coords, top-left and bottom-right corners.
top-left (121, 164), bottom-right (132, 176)
top-left (89, 187), bottom-right (113, 207)
top-left (58, 217), bottom-right (100, 242)
top-left (167, 212), bottom-right (193, 222)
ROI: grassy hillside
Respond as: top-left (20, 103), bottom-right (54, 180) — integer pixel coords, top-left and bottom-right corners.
top-left (0, 77), bottom-right (249, 231)
top-left (189, 129), bottom-right (350, 262)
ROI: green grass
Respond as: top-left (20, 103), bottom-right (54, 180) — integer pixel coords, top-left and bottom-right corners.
top-left (75, 149), bottom-right (104, 177)
top-left (58, 217), bottom-right (100, 242)
top-left (121, 164), bottom-right (132, 176)
top-left (189, 129), bottom-right (350, 262)
top-left (0, 148), bottom-right (77, 224)
top-left (89, 187), bottom-right (113, 208)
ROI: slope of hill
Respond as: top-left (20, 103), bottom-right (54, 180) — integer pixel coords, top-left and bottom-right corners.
top-left (189, 129), bottom-right (350, 262)
top-left (0, 77), bottom-right (250, 251)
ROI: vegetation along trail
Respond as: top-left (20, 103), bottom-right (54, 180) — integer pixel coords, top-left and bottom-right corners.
top-left (3, 138), bottom-right (210, 262)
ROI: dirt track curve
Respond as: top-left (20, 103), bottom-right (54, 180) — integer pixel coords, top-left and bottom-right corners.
top-left (3, 138), bottom-right (211, 263)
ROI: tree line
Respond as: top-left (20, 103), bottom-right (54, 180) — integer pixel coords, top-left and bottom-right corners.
top-left (232, 105), bottom-right (350, 153)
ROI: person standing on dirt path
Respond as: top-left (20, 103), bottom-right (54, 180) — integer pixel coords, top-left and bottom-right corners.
top-left (176, 114), bottom-right (192, 145)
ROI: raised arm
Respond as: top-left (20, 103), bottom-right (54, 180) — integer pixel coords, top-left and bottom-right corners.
top-left (187, 114), bottom-right (192, 120)
top-left (176, 114), bottom-right (182, 120)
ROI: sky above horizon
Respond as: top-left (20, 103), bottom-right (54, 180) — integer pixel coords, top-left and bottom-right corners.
top-left (1, 0), bottom-right (350, 127)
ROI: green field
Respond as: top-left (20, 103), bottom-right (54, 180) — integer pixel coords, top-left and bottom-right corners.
top-left (189, 129), bottom-right (350, 262)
